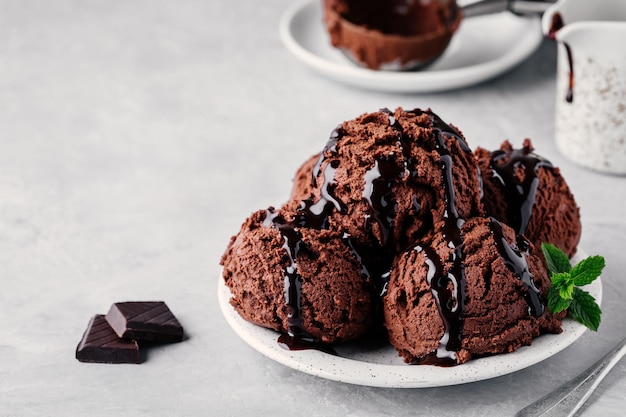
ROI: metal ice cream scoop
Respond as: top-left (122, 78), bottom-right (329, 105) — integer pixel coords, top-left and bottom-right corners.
top-left (337, 0), bottom-right (555, 71)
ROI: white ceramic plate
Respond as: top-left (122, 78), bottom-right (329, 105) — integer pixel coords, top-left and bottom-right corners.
top-left (279, 0), bottom-right (544, 93)
top-left (218, 250), bottom-right (602, 388)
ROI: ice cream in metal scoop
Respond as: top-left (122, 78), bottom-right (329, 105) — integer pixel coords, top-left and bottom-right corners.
top-left (323, 0), bottom-right (554, 71)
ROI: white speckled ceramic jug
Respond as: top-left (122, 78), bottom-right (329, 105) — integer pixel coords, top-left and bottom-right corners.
top-left (542, 0), bottom-right (626, 174)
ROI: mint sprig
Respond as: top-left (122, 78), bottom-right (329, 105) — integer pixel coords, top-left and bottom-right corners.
top-left (541, 243), bottom-right (604, 331)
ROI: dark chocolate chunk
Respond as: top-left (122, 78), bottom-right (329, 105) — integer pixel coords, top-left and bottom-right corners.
top-left (105, 301), bottom-right (183, 343)
top-left (76, 315), bottom-right (140, 364)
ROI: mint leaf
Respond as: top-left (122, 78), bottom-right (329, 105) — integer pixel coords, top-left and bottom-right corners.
top-left (568, 287), bottom-right (602, 331)
top-left (548, 285), bottom-right (572, 314)
top-left (542, 243), bottom-right (604, 331)
top-left (541, 243), bottom-right (571, 274)
top-left (570, 255), bottom-right (605, 286)
top-left (551, 271), bottom-right (572, 288)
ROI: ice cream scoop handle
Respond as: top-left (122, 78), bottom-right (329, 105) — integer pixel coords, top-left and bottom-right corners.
top-left (461, 0), bottom-right (509, 18)
top-left (509, 0), bottom-right (555, 15)
top-left (462, 0), bottom-right (554, 18)
top-left (516, 336), bottom-right (626, 417)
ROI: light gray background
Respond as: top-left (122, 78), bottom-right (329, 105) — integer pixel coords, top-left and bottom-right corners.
top-left (1, 1), bottom-right (625, 416)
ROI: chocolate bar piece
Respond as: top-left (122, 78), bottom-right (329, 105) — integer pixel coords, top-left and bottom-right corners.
top-left (76, 315), bottom-right (140, 364)
top-left (105, 301), bottom-right (183, 343)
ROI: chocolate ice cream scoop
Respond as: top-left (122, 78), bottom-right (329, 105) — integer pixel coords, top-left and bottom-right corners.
top-left (383, 217), bottom-right (565, 365)
top-left (285, 108), bottom-right (483, 253)
top-left (476, 139), bottom-right (581, 258)
top-left (220, 209), bottom-right (376, 346)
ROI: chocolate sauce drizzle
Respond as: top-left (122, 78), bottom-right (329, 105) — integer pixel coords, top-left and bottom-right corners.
top-left (385, 108), bottom-right (414, 175)
top-left (362, 155), bottom-right (404, 247)
top-left (415, 115), bottom-right (470, 365)
top-left (359, 109), bottom-right (413, 248)
top-left (275, 222), bottom-right (307, 337)
top-left (312, 125), bottom-right (343, 188)
top-left (415, 245), bottom-right (464, 366)
top-left (267, 210), bottom-right (337, 354)
top-left (548, 12), bottom-right (574, 103)
top-left (374, 109), bottom-right (472, 365)
top-left (263, 209), bottom-right (309, 339)
top-left (342, 232), bottom-right (393, 322)
top-left (268, 125), bottom-right (352, 353)
top-left (489, 218), bottom-right (544, 317)
top-left (488, 141), bottom-right (553, 236)
top-left (296, 160), bottom-right (347, 229)
top-left (431, 111), bottom-right (471, 153)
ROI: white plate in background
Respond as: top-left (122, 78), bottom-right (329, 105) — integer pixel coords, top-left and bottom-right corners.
top-left (279, 0), bottom-right (544, 93)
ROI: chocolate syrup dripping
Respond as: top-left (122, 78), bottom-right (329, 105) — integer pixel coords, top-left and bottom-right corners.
top-left (430, 111), bottom-right (471, 152)
top-left (488, 141), bottom-right (553, 236)
top-left (267, 150), bottom-right (349, 352)
top-left (275, 223), bottom-right (307, 337)
top-left (277, 333), bottom-right (337, 354)
top-left (361, 110), bottom-right (420, 248)
top-left (341, 232), bottom-right (393, 328)
top-left (432, 112), bottom-right (468, 244)
top-left (266, 213), bottom-right (319, 349)
top-left (312, 125), bottom-right (343, 188)
top-left (341, 233), bottom-right (393, 294)
top-left (548, 12), bottom-right (574, 103)
top-left (414, 112), bottom-right (470, 365)
top-left (341, 233), bottom-right (372, 280)
top-left (296, 160), bottom-right (347, 229)
top-left (266, 218), bottom-right (337, 354)
top-left (428, 152), bottom-right (466, 362)
top-left (489, 218), bottom-right (545, 317)
top-left (362, 155), bottom-right (404, 247)
top-left (414, 245), bottom-right (465, 366)
top-left (382, 108), bottom-right (413, 175)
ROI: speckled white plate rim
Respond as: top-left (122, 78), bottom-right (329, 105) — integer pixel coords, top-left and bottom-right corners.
top-left (218, 250), bottom-right (602, 388)
top-left (278, 0), bottom-right (544, 93)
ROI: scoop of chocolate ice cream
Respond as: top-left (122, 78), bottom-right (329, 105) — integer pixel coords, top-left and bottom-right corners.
top-left (476, 140), bottom-right (581, 258)
top-left (220, 209), bottom-right (375, 344)
top-left (384, 217), bottom-right (564, 365)
top-left (285, 108), bottom-right (483, 254)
